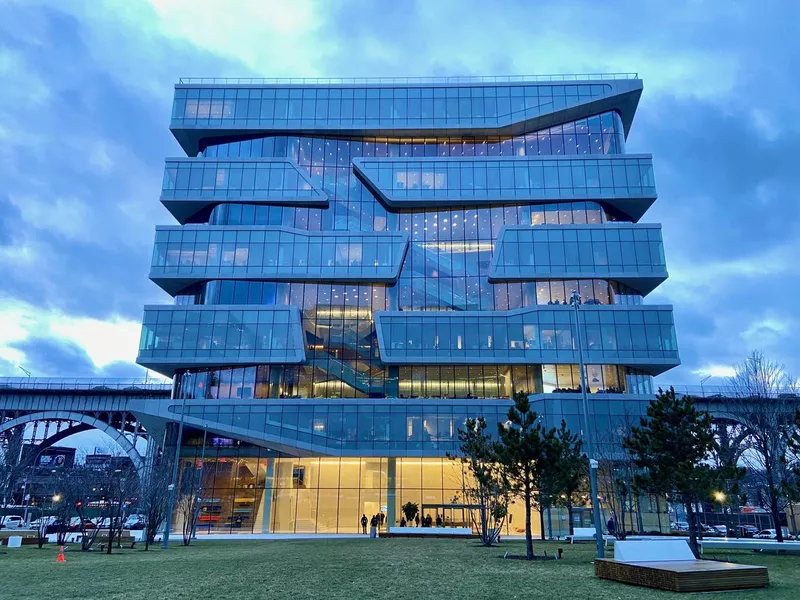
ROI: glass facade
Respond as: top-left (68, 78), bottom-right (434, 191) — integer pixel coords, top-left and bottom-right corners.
top-left (375, 306), bottom-right (678, 372)
top-left (489, 224), bottom-right (667, 294)
top-left (354, 155), bottom-right (655, 215)
top-left (138, 74), bottom-right (679, 534)
top-left (150, 227), bottom-right (408, 293)
top-left (171, 83), bottom-right (614, 131)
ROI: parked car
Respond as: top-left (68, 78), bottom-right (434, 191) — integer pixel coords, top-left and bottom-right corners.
top-left (123, 514), bottom-right (146, 529)
top-left (699, 523), bottom-right (718, 534)
top-left (68, 517), bottom-right (96, 532)
top-left (712, 525), bottom-right (728, 536)
top-left (30, 516), bottom-right (57, 530)
top-left (92, 517), bottom-right (122, 529)
top-left (732, 525), bottom-right (759, 538)
top-left (0, 515), bottom-right (25, 529)
top-left (671, 521), bottom-right (689, 531)
top-left (755, 528), bottom-right (795, 540)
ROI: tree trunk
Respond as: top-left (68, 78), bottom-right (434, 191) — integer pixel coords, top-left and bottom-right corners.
top-left (546, 504), bottom-right (553, 540)
top-left (685, 502), bottom-right (700, 558)
top-left (524, 476), bottom-right (534, 559)
top-left (764, 446), bottom-right (784, 542)
top-left (567, 504), bottom-right (574, 536)
top-left (539, 507), bottom-right (545, 541)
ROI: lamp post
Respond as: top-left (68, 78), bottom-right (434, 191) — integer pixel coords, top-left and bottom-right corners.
top-left (570, 291), bottom-right (605, 559)
top-left (163, 372), bottom-right (189, 549)
top-left (700, 375), bottom-right (712, 398)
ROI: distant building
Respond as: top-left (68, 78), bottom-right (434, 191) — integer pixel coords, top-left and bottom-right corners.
top-left (137, 74), bottom-right (679, 535)
top-left (84, 453), bottom-right (136, 472)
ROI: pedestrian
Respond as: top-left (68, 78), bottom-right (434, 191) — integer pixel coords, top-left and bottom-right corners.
top-left (361, 514), bottom-right (368, 534)
top-left (369, 515), bottom-right (378, 538)
top-left (435, 514), bottom-right (442, 527)
top-left (379, 512), bottom-right (385, 527)
top-left (415, 514), bottom-right (420, 527)
top-left (400, 517), bottom-right (406, 527)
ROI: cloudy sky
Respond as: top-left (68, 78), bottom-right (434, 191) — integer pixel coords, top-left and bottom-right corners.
top-left (0, 0), bottom-right (798, 389)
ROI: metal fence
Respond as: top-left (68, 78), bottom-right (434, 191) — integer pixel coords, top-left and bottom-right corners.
top-left (178, 73), bottom-right (640, 85)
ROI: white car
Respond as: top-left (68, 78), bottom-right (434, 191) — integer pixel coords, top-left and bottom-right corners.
top-left (123, 514), bottom-right (146, 529)
top-left (754, 528), bottom-right (794, 540)
top-left (0, 515), bottom-right (25, 529)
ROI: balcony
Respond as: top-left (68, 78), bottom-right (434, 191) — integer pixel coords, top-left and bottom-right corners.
top-left (160, 158), bottom-right (328, 223)
top-left (374, 304), bottom-right (679, 375)
top-left (169, 78), bottom-right (643, 156)
top-left (136, 305), bottom-right (306, 376)
top-left (149, 226), bottom-right (409, 295)
top-left (353, 155), bottom-right (656, 221)
top-left (488, 224), bottom-right (668, 295)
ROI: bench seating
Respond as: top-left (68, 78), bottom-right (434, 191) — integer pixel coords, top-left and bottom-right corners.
top-left (595, 540), bottom-right (769, 593)
top-left (700, 538), bottom-right (800, 555)
top-left (387, 527), bottom-right (473, 538)
top-left (565, 527), bottom-right (613, 546)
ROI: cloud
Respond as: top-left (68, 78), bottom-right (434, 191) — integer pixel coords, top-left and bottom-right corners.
top-left (1, 0), bottom-right (799, 387)
top-left (0, 297), bottom-right (143, 376)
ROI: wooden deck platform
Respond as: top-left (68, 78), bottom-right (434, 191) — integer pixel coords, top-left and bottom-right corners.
top-left (595, 558), bottom-right (769, 592)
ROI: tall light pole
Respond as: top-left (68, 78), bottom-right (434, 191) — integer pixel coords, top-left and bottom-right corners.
top-left (570, 291), bottom-right (605, 559)
top-left (700, 374), bottom-right (712, 398)
top-left (18, 366), bottom-right (31, 379)
top-left (163, 372), bottom-right (188, 548)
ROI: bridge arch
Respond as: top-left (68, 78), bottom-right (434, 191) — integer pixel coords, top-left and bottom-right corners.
top-left (0, 411), bottom-right (145, 473)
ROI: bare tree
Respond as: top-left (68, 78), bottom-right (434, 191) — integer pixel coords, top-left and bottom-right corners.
top-left (728, 350), bottom-right (799, 542)
top-left (176, 461), bottom-right (201, 546)
top-left (0, 426), bottom-right (25, 520)
top-left (448, 417), bottom-right (509, 546)
top-left (100, 465), bottom-right (139, 553)
top-left (139, 455), bottom-right (173, 550)
top-left (595, 415), bottom-right (640, 539)
top-left (68, 467), bottom-right (103, 551)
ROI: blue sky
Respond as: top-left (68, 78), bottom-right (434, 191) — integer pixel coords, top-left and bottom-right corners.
top-left (0, 0), bottom-right (798, 388)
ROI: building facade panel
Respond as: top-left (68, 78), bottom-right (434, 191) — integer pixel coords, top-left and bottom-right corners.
top-left (374, 305), bottom-right (678, 374)
top-left (161, 158), bottom-right (328, 223)
top-left (137, 305), bottom-right (306, 375)
top-left (488, 223), bottom-right (667, 294)
top-left (169, 77), bottom-right (643, 155)
top-left (150, 226), bottom-right (409, 294)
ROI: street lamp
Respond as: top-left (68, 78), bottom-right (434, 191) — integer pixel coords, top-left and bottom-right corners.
top-left (713, 491), bottom-right (726, 503)
top-left (52, 494), bottom-right (62, 503)
top-left (700, 375), bottom-right (712, 398)
top-left (163, 371), bottom-right (189, 549)
top-left (569, 291), bottom-right (605, 559)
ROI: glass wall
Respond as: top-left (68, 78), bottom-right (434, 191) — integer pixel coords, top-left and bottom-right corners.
top-left (177, 452), bottom-right (541, 536)
top-left (162, 159), bottom-right (325, 201)
top-left (138, 306), bottom-right (305, 364)
top-left (173, 83), bottom-right (613, 131)
top-left (355, 155), bottom-right (655, 207)
top-left (376, 306), bottom-right (679, 368)
top-left (151, 227), bottom-right (407, 283)
top-left (174, 363), bottom-right (652, 401)
top-left (490, 225), bottom-right (666, 291)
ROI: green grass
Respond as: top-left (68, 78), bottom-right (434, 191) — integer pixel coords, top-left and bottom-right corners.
top-left (1, 539), bottom-right (798, 599)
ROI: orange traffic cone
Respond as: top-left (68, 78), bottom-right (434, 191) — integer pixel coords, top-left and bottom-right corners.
top-left (57, 546), bottom-right (66, 563)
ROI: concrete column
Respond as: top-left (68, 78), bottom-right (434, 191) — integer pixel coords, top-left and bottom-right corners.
top-left (386, 457), bottom-right (397, 527)
top-left (260, 458), bottom-right (276, 534)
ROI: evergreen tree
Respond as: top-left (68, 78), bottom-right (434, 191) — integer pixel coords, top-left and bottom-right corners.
top-left (550, 420), bottom-right (587, 536)
top-left (623, 387), bottom-right (716, 557)
top-left (497, 392), bottom-right (556, 559)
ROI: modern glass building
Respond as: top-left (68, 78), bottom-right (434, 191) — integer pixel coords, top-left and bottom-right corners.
top-left (137, 74), bottom-right (679, 535)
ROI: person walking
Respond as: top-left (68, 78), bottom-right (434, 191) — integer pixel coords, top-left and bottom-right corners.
top-left (369, 514), bottom-right (378, 538)
top-left (435, 514), bottom-right (442, 527)
top-left (415, 514), bottom-right (420, 527)
top-left (361, 514), bottom-right (368, 534)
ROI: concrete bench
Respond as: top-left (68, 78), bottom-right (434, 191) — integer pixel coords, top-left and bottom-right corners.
top-left (700, 539), bottom-right (800, 555)
top-left (565, 527), bottom-right (613, 546)
top-left (387, 527), bottom-right (472, 538)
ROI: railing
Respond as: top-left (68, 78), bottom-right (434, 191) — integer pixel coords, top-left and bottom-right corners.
top-left (0, 377), bottom-right (172, 392)
top-left (178, 73), bottom-right (640, 85)
top-left (666, 384), bottom-right (800, 399)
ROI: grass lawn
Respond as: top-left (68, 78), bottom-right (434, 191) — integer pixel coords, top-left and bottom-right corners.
top-left (1, 538), bottom-right (798, 599)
